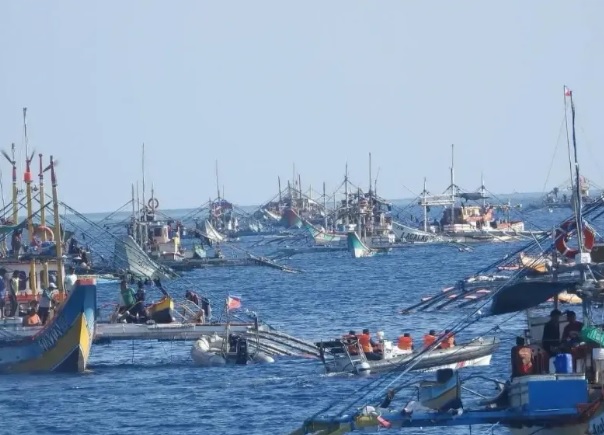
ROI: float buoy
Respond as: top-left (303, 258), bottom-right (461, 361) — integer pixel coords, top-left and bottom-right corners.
top-left (148, 198), bottom-right (159, 209)
top-left (555, 220), bottom-right (595, 259)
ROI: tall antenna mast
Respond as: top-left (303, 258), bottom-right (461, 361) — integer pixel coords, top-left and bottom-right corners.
top-left (142, 143), bottom-right (146, 213)
top-left (215, 160), bottom-right (220, 200)
top-left (450, 144), bottom-right (455, 200)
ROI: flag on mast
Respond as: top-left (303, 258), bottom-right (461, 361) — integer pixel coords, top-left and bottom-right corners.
top-left (227, 296), bottom-right (241, 310)
top-left (564, 86), bottom-right (572, 97)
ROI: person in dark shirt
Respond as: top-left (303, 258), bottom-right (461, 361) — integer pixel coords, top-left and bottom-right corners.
top-left (542, 309), bottom-right (562, 355)
top-left (562, 310), bottom-right (583, 344)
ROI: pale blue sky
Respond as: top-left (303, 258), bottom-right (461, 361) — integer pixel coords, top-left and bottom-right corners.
top-left (1, 1), bottom-right (603, 212)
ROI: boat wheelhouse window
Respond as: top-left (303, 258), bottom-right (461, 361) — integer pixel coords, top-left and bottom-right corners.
top-left (153, 227), bottom-right (163, 237)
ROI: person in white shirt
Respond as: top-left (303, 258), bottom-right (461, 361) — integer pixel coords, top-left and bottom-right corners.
top-left (39, 282), bottom-right (58, 325)
top-left (64, 266), bottom-right (77, 294)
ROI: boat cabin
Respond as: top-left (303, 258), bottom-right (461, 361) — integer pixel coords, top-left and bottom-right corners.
top-left (147, 222), bottom-right (182, 260)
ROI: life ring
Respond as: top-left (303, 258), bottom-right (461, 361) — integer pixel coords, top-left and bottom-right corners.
top-left (34, 225), bottom-right (54, 242)
top-left (148, 198), bottom-right (159, 209)
top-left (555, 220), bottom-right (595, 259)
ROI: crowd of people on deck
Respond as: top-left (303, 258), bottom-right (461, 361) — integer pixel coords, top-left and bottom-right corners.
top-left (510, 308), bottom-right (586, 378)
top-left (341, 328), bottom-right (456, 360)
top-left (0, 266), bottom-right (78, 326)
top-left (115, 279), bottom-right (211, 324)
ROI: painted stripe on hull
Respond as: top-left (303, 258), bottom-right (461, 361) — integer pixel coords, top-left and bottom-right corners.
top-left (0, 279), bottom-right (96, 374)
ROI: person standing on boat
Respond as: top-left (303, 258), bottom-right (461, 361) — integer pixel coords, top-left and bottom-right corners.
top-left (360, 329), bottom-right (381, 361)
top-left (39, 282), bottom-right (57, 325)
top-left (64, 267), bottom-right (77, 295)
top-left (119, 280), bottom-right (136, 316)
top-left (8, 271), bottom-right (19, 317)
top-left (130, 281), bottom-right (147, 322)
top-left (185, 290), bottom-right (201, 306)
top-left (11, 229), bottom-right (22, 259)
top-left (0, 268), bottom-right (6, 319)
top-left (562, 310), bottom-right (583, 346)
top-left (542, 309), bottom-right (562, 355)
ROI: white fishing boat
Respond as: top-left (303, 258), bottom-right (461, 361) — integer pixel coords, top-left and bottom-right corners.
top-left (317, 333), bottom-right (498, 376)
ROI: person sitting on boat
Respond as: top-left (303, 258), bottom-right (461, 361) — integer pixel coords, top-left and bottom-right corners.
top-left (438, 330), bottom-right (455, 349)
top-left (562, 310), bottom-right (583, 346)
top-left (542, 309), bottom-right (562, 356)
top-left (343, 330), bottom-right (359, 355)
top-left (39, 282), bottom-right (58, 325)
top-left (359, 329), bottom-right (381, 361)
top-left (8, 271), bottom-right (19, 317)
top-left (511, 336), bottom-right (533, 377)
top-left (397, 333), bottom-right (413, 351)
top-left (423, 330), bottom-right (437, 348)
top-left (373, 331), bottom-right (385, 355)
top-left (64, 267), bottom-right (77, 295)
top-left (185, 290), bottom-right (200, 306)
top-left (23, 307), bottom-right (41, 327)
top-left (119, 280), bottom-right (137, 315)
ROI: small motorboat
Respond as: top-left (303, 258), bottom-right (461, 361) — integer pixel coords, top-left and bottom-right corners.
top-left (317, 334), bottom-right (499, 376)
top-left (190, 332), bottom-right (274, 367)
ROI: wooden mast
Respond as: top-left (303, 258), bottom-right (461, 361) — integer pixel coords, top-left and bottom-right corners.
top-left (39, 153), bottom-right (49, 289)
top-left (23, 108), bottom-right (38, 298)
top-left (49, 156), bottom-right (65, 294)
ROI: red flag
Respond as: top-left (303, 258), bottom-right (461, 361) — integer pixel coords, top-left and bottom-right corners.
top-left (227, 296), bottom-right (241, 310)
top-left (564, 86), bottom-right (572, 97)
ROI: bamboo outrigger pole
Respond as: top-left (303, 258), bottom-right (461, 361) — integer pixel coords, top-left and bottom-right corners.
top-left (49, 156), bottom-right (65, 294)
top-left (39, 153), bottom-right (49, 289)
top-left (23, 108), bottom-right (38, 298)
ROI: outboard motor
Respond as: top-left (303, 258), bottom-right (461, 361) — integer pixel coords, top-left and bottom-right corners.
top-left (235, 337), bottom-right (249, 365)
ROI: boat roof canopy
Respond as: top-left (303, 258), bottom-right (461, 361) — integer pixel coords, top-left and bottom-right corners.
top-left (489, 280), bottom-right (577, 316)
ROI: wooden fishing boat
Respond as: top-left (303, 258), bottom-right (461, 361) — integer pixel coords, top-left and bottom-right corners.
top-left (346, 231), bottom-right (377, 258)
top-left (147, 296), bottom-right (175, 323)
top-left (304, 222), bottom-right (344, 246)
top-left (418, 368), bottom-right (462, 411)
top-left (0, 276), bottom-right (97, 373)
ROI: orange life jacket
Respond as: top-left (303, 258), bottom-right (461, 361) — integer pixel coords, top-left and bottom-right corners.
top-left (439, 333), bottom-right (455, 349)
top-left (358, 334), bottom-right (373, 353)
top-left (423, 334), bottom-right (437, 348)
top-left (397, 336), bottom-right (413, 350)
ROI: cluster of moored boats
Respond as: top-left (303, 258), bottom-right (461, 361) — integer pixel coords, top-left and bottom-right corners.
top-left (3, 89), bottom-right (604, 435)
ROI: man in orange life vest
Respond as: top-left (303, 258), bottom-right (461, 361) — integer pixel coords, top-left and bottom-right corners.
top-left (439, 329), bottom-right (455, 349)
top-left (359, 329), bottom-right (381, 361)
top-left (397, 333), bottom-right (413, 351)
top-left (423, 330), bottom-right (437, 348)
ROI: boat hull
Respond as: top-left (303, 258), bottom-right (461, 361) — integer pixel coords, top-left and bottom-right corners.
top-left (0, 277), bottom-right (97, 374)
top-left (281, 207), bottom-right (303, 229)
top-left (347, 232), bottom-right (376, 258)
top-left (326, 337), bottom-right (498, 375)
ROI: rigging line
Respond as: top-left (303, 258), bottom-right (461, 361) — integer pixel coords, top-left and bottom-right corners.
top-left (564, 91), bottom-right (575, 203)
top-left (331, 267), bottom-right (529, 417)
top-left (542, 114), bottom-right (567, 194)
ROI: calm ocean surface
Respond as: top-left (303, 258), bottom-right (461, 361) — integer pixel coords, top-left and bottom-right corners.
top-left (0, 207), bottom-right (593, 435)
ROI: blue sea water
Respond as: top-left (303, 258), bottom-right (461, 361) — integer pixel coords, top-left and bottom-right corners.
top-left (0, 208), bottom-right (596, 435)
